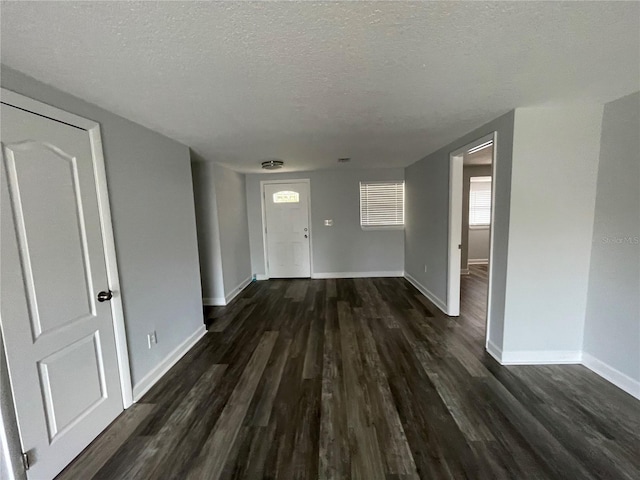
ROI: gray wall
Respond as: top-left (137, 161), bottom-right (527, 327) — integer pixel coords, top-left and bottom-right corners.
top-left (502, 105), bottom-right (603, 356)
top-left (468, 229), bottom-right (490, 263)
top-left (246, 168), bottom-right (405, 276)
top-left (212, 164), bottom-right (252, 296)
top-left (462, 164), bottom-right (492, 268)
top-left (584, 92), bottom-right (640, 382)
top-left (192, 161), bottom-right (225, 302)
top-left (192, 161), bottom-right (252, 302)
top-left (405, 111), bottom-right (515, 351)
top-left (1, 66), bottom-right (204, 389)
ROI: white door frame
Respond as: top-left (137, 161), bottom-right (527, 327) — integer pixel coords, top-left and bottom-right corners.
top-left (259, 178), bottom-right (312, 279)
top-left (0, 88), bottom-right (133, 408)
top-left (447, 132), bottom-right (498, 346)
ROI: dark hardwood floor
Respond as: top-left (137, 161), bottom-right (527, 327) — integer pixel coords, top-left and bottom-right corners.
top-left (57, 266), bottom-right (640, 480)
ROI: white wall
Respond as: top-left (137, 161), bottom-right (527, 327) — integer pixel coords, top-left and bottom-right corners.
top-left (501, 105), bottom-right (603, 360)
top-left (405, 111), bottom-right (515, 352)
top-left (583, 92), bottom-right (640, 393)
top-left (1, 66), bottom-right (204, 390)
top-left (246, 168), bottom-right (405, 277)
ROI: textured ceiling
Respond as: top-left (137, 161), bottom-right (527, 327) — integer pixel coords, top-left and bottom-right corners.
top-left (1, 1), bottom-right (639, 173)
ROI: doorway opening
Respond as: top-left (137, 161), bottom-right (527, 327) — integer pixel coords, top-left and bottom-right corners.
top-left (447, 132), bottom-right (496, 347)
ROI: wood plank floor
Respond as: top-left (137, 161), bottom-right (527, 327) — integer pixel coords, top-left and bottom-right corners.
top-left (57, 266), bottom-right (640, 479)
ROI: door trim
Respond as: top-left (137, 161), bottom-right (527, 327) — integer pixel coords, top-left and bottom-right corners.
top-left (259, 178), bottom-right (312, 279)
top-left (1, 88), bottom-right (133, 409)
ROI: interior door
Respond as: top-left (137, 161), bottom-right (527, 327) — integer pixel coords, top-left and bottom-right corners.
top-left (1, 103), bottom-right (124, 479)
top-left (264, 182), bottom-right (311, 278)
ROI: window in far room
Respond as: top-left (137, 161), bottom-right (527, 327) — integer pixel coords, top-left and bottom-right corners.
top-left (359, 181), bottom-right (405, 228)
top-left (469, 176), bottom-right (492, 226)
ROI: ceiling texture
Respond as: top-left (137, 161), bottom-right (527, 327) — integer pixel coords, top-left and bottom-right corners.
top-left (1, 1), bottom-right (639, 173)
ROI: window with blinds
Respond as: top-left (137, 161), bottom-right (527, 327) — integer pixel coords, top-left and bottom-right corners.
top-left (469, 176), bottom-right (492, 226)
top-left (359, 181), bottom-right (405, 228)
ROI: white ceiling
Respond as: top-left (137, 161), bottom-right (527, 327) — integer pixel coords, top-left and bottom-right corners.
top-left (1, 1), bottom-right (638, 173)
top-left (464, 147), bottom-right (493, 167)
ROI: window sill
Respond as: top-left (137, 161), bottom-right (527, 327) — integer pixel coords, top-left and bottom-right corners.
top-left (469, 224), bottom-right (490, 230)
top-left (361, 225), bottom-right (405, 231)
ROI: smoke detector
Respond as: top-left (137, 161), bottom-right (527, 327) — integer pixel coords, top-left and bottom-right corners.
top-left (261, 160), bottom-right (284, 170)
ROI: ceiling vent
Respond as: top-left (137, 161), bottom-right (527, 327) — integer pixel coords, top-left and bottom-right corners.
top-left (261, 160), bottom-right (284, 170)
top-left (338, 157), bottom-right (351, 163)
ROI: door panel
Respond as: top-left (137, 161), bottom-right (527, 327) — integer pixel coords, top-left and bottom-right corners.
top-left (39, 332), bottom-right (106, 441)
top-left (4, 142), bottom-right (94, 338)
top-left (1, 103), bottom-right (123, 480)
top-left (264, 182), bottom-right (311, 278)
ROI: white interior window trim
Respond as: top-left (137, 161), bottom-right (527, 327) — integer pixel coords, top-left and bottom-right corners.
top-left (359, 180), bottom-right (405, 229)
top-left (469, 176), bottom-right (492, 227)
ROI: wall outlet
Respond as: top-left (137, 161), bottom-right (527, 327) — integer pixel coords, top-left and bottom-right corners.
top-left (424, 264), bottom-right (428, 273)
top-left (147, 331), bottom-right (157, 349)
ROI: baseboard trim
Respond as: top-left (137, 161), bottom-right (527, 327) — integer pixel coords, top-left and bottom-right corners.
top-left (133, 325), bottom-right (207, 402)
top-left (255, 274), bottom-right (269, 281)
top-left (203, 297), bottom-right (226, 306)
top-left (468, 259), bottom-right (488, 265)
top-left (224, 276), bottom-right (252, 305)
top-left (486, 340), bottom-right (503, 363)
top-left (202, 276), bottom-right (252, 306)
top-left (500, 350), bottom-right (582, 365)
top-left (311, 271), bottom-right (404, 279)
top-left (403, 272), bottom-right (448, 315)
top-left (582, 353), bottom-right (640, 400)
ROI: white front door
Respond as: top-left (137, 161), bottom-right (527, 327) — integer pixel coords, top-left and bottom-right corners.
top-left (1, 103), bottom-right (124, 479)
top-left (264, 182), bottom-right (311, 278)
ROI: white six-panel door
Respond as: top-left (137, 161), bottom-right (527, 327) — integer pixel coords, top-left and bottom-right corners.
top-left (264, 182), bottom-right (311, 278)
top-left (1, 103), bottom-right (124, 479)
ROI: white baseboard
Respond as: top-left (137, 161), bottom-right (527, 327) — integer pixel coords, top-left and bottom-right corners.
top-left (255, 274), bottom-right (269, 281)
top-left (582, 353), bottom-right (640, 400)
top-left (468, 259), bottom-right (488, 265)
top-left (133, 325), bottom-right (206, 402)
top-left (203, 297), bottom-right (226, 306)
top-left (403, 272), bottom-right (448, 314)
top-left (500, 350), bottom-right (582, 365)
top-left (486, 340), bottom-right (503, 362)
top-left (311, 271), bottom-right (404, 279)
top-left (202, 276), bottom-right (252, 306)
top-left (460, 268), bottom-right (470, 275)
top-left (224, 276), bottom-right (252, 304)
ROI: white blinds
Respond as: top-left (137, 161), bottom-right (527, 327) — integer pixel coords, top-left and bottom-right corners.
top-left (469, 176), bottom-right (492, 226)
top-left (359, 181), bottom-right (405, 227)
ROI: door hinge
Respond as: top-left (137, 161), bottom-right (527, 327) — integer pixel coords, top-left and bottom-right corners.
top-left (22, 451), bottom-right (31, 471)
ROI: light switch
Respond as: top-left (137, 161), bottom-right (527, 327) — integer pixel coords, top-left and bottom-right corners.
top-left (324, 219), bottom-right (333, 226)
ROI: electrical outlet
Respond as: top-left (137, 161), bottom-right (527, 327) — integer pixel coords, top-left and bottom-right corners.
top-left (147, 331), bottom-right (157, 349)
